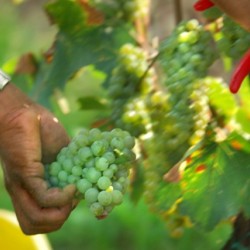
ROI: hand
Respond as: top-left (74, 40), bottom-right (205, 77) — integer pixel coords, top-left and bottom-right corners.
top-left (0, 83), bottom-right (76, 235)
top-left (212, 0), bottom-right (250, 31)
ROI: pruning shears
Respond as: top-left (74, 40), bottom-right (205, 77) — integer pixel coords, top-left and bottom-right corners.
top-left (194, 0), bottom-right (250, 94)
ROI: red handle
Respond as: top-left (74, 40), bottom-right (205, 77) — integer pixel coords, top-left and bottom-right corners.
top-left (230, 49), bottom-right (250, 94)
top-left (193, 0), bottom-right (215, 11)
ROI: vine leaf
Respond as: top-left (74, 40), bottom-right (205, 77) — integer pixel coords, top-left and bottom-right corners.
top-left (31, 0), bottom-right (133, 106)
top-left (179, 133), bottom-right (250, 231)
top-left (78, 96), bottom-right (108, 110)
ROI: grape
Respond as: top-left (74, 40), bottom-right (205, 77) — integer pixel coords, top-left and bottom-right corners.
top-left (90, 202), bottom-right (104, 217)
top-left (77, 179), bottom-right (92, 194)
top-left (49, 176), bottom-right (59, 186)
top-left (98, 191), bottom-right (113, 206)
top-left (123, 135), bottom-right (135, 149)
top-left (68, 175), bottom-right (80, 184)
top-left (97, 176), bottom-right (112, 190)
top-left (103, 169), bottom-right (114, 178)
top-left (68, 142), bottom-right (78, 155)
top-left (111, 137), bottom-right (125, 151)
top-left (112, 190), bottom-right (123, 205)
top-left (95, 157), bottom-right (109, 171)
top-left (110, 164), bottom-right (118, 172)
top-left (58, 170), bottom-right (68, 182)
top-left (102, 151), bottom-right (116, 164)
top-left (78, 147), bottom-right (93, 162)
top-left (49, 162), bottom-right (61, 176)
top-left (71, 166), bottom-right (83, 177)
top-left (85, 168), bottom-right (102, 183)
top-left (85, 188), bottom-right (99, 204)
top-left (91, 140), bottom-right (108, 156)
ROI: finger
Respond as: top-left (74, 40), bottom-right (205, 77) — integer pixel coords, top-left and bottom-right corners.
top-left (24, 175), bottom-right (76, 207)
top-left (0, 106), bottom-right (42, 166)
top-left (36, 105), bottom-right (70, 163)
top-left (11, 187), bottom-right (73, 235)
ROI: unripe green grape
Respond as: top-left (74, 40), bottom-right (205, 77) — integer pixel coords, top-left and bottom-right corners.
top-left (110, 164), bottom-right (118, 172)
top-left (112, 190), bottom-right (123, 205)
top-left (123, 135), bottom-right (135, 149)
top-left (77, 179), bottom-right (92, 194)
top-left (112, 181), bottom-right (123, 192)
top-left (91, 140), bottom-right (108, 156)
top-left (98, 191), bottom-right (113, 206)
top-left (62, 159), bottom-right (74, 173)
top-left (85, 188), bottom-right (99, 204)
top-left (97, 176), bottom-right (112, 190)
top-left (49, 176), bottom-right (59, 186)
top-left (78, 147), bottom-right (93, 162)
top-left (58, 182), bottom-right (67, 188)
top-left (89, 128), bottom-right (102, 143)
top-left (49, 162), bottom-right (61, 176)
top-left (111, 137), bottom-right (125, 151)
top-left (71, 166), bottom-right (83, 176)
top-left (73, 156), bottom-right (82, 166)
top-left (103, 169), bottom-right (114, 178)
top-left (74, 134), bottom-right (89, 147)
top-left (116, 169), bottom-right (129, 179)
top-left (58, 170), bottom-right (68, 182)
top-left (95, 157), bottom-right (109, 171)
top-left (68, 175), bottom-right (79, 184)
top-left (85, 167), bottom-right (102, 183)
top-left (68, 142), bottom-right (78, 155)
top-left (57, 154), bottom-right (67, 164)
top-left (102, 151), bottom-right (116, 164)
top-left (85, 158), bottom-right (95, 168)
top-left (90, 202), bottom-right (104, 217)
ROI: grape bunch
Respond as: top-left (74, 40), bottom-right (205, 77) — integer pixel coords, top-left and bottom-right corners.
top-left (189, 81), bottom-right (210, 145)
top-left (157, 19), bottom-right (216, 151)
top-left (217, 15), bottom-right (250, 60)
top-left (108, 43), bottom-right (154, 137)
top-left (45, 128), bottom-right (136, 219)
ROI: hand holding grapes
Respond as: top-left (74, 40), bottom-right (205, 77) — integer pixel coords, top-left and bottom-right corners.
top-left (0, 83), bottom-right (76, 235)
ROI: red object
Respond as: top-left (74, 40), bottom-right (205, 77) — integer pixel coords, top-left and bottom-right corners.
top-left (193, 0), bottom-right (215, 11)
top-left (230, 49), bottom-right (250, 94)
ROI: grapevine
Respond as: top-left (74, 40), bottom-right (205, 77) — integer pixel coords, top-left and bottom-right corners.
top-left (7, 0), bottom-right (250, 248)
top-left (45, 128), bottom-right (136, 219)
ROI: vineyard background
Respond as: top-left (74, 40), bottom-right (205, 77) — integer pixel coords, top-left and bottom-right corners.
top-left (1, 0), bottom-right (250, 249)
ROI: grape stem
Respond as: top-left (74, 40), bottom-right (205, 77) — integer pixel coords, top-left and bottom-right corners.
top-left (230, 48), bottom-right (250, 94)
top-left (193, 0), bottom-right (215, 11)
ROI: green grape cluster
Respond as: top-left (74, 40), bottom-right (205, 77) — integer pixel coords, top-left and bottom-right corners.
top-left (217, 15), bottom-right (250, 60)
top-left (141, 20), bottom-right (217, 216)
top-left (108, 43), bottom-right (154, 136)
top-left (189, 81), bottom-right (210, 145)
top-left (90, 0), bottom-right (149, 22)
top-left (45, 128), bottom-right (136, 218)
top-left (157, 19), bottom-right (216, 151)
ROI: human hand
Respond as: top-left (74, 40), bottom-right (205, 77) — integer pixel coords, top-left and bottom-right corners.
top-left (212, 0), bottom-right (250, 31)
top-left (0, 83), bottom-right (76, 235)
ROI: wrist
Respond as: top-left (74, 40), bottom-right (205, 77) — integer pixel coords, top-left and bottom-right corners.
top-left (0, 83), bottom-right (33, 121)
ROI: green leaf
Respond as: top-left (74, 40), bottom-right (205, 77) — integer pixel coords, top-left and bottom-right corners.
top-left (78, 96), bottom-right (108, 110)
top-left (179, 137), bottom-right (250, 230)
top-left (31, 0), bottom-right (134, 106)
top-left (206, 77), bottom-right (237, 120)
